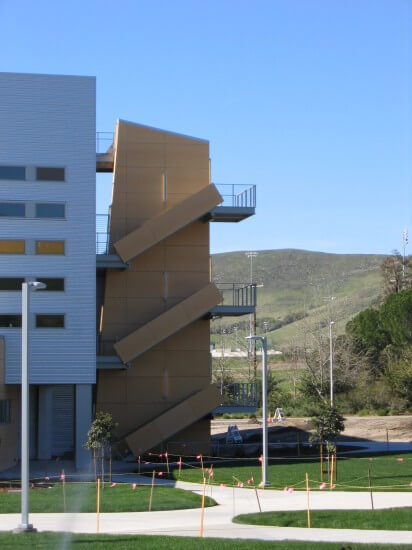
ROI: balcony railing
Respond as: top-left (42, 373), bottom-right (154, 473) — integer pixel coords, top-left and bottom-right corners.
top-left (218, 382), bottom-right (258, 408)
top-left (97, 336), bottom-right (117, 356)
top-left (215, 283), bottom-right (257, 308)
top-left (96, 132), bottom-right (114, 154)
top-left (213, 183), bottom-right (256, 209)
top-left (96, 214), bottom-right (110, 254)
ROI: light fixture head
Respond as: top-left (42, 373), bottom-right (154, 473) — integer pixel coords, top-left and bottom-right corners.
top-left (30, 281), bottom-right (47, 290)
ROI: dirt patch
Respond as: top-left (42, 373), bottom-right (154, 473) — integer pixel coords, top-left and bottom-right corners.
top-left (212, 416), bottom-right (412, 443)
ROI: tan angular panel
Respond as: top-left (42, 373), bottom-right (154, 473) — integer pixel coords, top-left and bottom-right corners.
top-left (114, 184), bottom-right (222, 263)
top-left (114, 283), bottom-right (221, 363)
top-left (163, 221), bottom-right (209, 247)
top-left (125, 384), bottom-right (221, 455)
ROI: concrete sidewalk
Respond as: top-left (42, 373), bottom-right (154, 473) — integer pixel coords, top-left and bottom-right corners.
top-left (1, 482), bottom-right (412, 544)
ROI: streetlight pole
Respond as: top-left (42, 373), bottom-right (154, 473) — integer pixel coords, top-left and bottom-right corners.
top-left (246, 335), bottom-right (270, 487)
top-left (16, 281), bottom-right (46, 533)
top-left (329, 321), bottom-right (335, 408)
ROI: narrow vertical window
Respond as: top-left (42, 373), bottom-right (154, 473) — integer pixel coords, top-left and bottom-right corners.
top-left (162, 172), bottom-right (167, 202)
top-left (163, 272), bottom-right (168, 301)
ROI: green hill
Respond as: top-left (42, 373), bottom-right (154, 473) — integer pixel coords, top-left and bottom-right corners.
top-left (211, 249), bottom-right (385, 349)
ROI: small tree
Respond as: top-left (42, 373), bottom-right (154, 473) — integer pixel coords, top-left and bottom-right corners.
top-left (309, 404), bottom-right (345, 452)
top-left (310, 404), bottom-right (345, 450)
top-left (84, 411), bottom-right (116, 484)
top-left (310, 404), bottom-right (344, 483)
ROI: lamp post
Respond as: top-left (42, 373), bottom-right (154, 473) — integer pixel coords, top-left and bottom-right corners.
top-left (16, 281), bottom-right (46, 533)
top-left (329, 321), bottom-right (335, 408)
top-left (246, 335), bottom-right (270, 487)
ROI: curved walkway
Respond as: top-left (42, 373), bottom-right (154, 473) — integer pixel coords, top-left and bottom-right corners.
top-left (1, 480), bottom-right (412, 545)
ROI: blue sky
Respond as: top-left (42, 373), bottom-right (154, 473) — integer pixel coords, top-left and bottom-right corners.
top-left (1, 0), bottom-right (410, 255)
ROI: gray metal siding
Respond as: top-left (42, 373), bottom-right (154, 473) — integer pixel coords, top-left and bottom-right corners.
top-left (52, 385), bottom-right (74, 456)
top-left (0, 73), bottom-right (96, 384)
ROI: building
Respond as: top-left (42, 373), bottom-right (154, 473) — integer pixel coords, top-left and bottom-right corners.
top-left (0, 72), bottom-right (256, 472)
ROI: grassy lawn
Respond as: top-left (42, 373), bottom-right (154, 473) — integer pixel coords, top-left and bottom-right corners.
top-left (0, 532), bottom-right (411, 550)
top-left (0, 483), bottom-right (215, 513)
top-left (171, 452), bottom-right (412, 491)
top-left (234, 507), bottom-right (412, 530)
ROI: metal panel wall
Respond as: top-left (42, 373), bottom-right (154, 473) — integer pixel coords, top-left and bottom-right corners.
top-left (0, 73), bottom-right (96, 384)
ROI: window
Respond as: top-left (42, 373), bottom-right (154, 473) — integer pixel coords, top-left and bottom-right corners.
top-left (35, 203), bottom-right (65, 218)
top-left (0, 400), bottom-right (11, 424)
top-left (35, 278), bottom-right (64, 291)
top-left (35, 241), bottom-right (65, 255)
top-left (0, 202), bottom-right (25, 217)
top-left (36, 167), bottom-right (65, 181)
top-left (0, 315), bottom-right (21, 328)
top-left (0, 166), bottom-right (25, 180)
top-left (0, 240), bottom-right (25, 254)
top-left (0, 278), bottom-right (24, 291)
top-left (36, 314), bottom-right (65, 328)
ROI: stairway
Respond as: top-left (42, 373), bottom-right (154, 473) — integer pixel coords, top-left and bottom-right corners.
top-left (114, 184), bottom-right (222, 263)
top-left (114, 283), bottom-right (222, 363)
top-left (125, 384), bottom-right (221, 455)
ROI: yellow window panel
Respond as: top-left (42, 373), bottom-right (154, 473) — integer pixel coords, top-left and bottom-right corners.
top-left (35, 241), bottom-right (65, 255)
top-left (0, 240), bottom-right (25, 254)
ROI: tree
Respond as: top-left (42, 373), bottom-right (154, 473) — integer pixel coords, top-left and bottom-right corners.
top-left (84, 411), bottom-right (116, 483)
top-left (309, 403), bottom-right (345, 451)
top-left (381, 250), bottom-right (411, 297)
top-left (386, 348), bottom-right (412, 408)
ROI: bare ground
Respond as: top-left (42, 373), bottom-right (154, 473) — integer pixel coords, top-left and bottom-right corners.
top-left (212, 416), bottom-right (412, 442)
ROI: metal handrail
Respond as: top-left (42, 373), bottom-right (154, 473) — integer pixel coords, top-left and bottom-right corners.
top-left (96, 336), bottom-right (118, 356)
top-left (213, 183), bottom-right (256, 208)
top-left (219, 382), bottom-right (258, 407)
top-left (96, 132), bottom-right (114, 154)
top-left (215, 282), bottom-right (257, 307)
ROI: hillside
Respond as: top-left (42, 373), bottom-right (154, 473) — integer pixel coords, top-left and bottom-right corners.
top-left (211, 249), bottom-right (385, 349)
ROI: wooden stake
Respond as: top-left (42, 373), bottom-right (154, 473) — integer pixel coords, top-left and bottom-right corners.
top-left (329, 453), bottom-right (334, 489)
top-left (320, 442), bottom-right (323, 482)
top-left (200, 454), bottom-right (204, 480)
top-left (96, 478), bottom-right (100, 533)
top-left (305, 472), bottom-right (311, 528)
top-left (368, 468), bottom-right (374, 510)
top-left (148, 470), bottom-right (155, 512)
top-left (166, 452), bottom-right (170, 475)
top-left (251, 473), bottom-right (262, 513)
top-left (200, 477), bottom-right (206, 537)
top-left (62, 470), bottom-right (66, 513)
top-left (334, 447), bottom-right (338, 482)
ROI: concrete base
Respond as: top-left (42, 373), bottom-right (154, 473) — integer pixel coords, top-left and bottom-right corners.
top-left (259, 481), bottom-right (271, 488)
top-left (13, 524), bottom-right (37, 533)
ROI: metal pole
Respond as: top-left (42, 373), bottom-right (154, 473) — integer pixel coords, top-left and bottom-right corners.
top-left (329, 321), bottom-right (334, 408)
top-left (261, 336), bottom-right (269, 486)
top-left (18, 283), bottom-right (35, 531)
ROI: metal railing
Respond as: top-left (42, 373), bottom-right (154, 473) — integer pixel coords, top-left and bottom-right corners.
top-left (97, 336), bottom-right (117, 356)
top-left (96, 132), bottom-right (114, 154)
top-left (219, 382), bottom-right (258, 408)
top-left (96, 214), bottom-right (110, 254)
top-left (215, 283), bottom-right (257, 307)
top-left (214, 183), bottom-right (256, 208)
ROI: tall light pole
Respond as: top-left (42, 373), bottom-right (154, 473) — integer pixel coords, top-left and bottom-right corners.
top-left (246, 335), bottom-right (270, 487)
top-left (245, 251), bottom-right (258, 342)
top-left (329, 321), bottom-right (335, 408)
top-left (16, 281), bottom-right (46, 533)
top-left (402, 229), bottom-right (408, 289)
